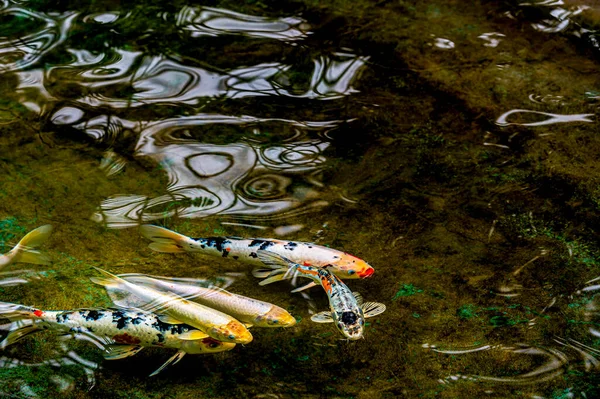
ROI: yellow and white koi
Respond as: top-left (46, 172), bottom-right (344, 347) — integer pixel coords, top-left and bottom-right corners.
top-left (90, 268), bottom-right (253, 344)
top-left (0, 301), bottom-right (235, 376)
top-left (140, 225), bottom-right (374, 291)
top-left (0, 225), bottom-right (52, 269)
top-left (107, 273), bottom-right (297, 328)
top-left (254, 250), bottom-right (386, 340)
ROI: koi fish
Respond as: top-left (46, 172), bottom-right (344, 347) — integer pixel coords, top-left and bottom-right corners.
top-left (106, 273), bottom-right (297, 328)
top-left (253, 250), bottom-right (386, 340)
top-left (0, 225), bottom-right (52, 269)
top-left (0, 301), bottom-right (235, 376)
top-left (90, 268), bottom-right (253, 344)
top-left (139, 225), bottom-right (374, 292)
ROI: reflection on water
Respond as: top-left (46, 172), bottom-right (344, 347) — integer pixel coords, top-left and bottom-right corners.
top-left (175, 6), bottom-right (310, 41)
top-left (75, 113), bottom-right (339, 228)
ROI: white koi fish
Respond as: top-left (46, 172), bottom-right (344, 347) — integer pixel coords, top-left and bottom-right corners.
top-left (0, 301), bottom-right (235, 376)
top-left (254, 250), bottom-right (386, 340)
top-left (106, 273), bottom-right (297, 328)
top-left (140, 225), bottom-right (374, 292)
top-left (0, 225), bottom-right (52, 269)
top-left (90, 268), bottom-right (253, 344)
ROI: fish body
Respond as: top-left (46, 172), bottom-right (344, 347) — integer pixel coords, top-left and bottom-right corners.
top-left (255, 251), bottom-right (386, 340)
top-left (90, 269), bottom-right (253, 344)
top-left (113, 274), bottom-right (297, 328)
top-left (140, 225), bottom-right (374, 281)
top-left (0, 302), bottom-right (235, 376)
top-left (0, 225), bottom-right (52, 269)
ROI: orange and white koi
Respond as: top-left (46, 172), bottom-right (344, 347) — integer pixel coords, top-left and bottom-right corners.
top-left (106, 273), bottom-right (297, 328)
top-left (140, 225), bottom-right (374, 291)
top-left (0, 301), bottom-right (235, 376)
top-left (90, 268), bottom-right (253, 344)
top-left (0, 225), bottom-right (52, 269)
top-left (254, 250), bottom-right (386, 340)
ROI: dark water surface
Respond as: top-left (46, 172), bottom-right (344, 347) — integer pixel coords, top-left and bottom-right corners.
top-left (1, 0), bottom-right (600, 397)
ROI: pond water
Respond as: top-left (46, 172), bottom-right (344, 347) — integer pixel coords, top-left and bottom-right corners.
top-left (1, 0), bottom-right (600, 397)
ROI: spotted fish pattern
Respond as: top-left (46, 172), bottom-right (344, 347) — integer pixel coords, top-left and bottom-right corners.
top-left (140, 225), bottom-right (375, 280)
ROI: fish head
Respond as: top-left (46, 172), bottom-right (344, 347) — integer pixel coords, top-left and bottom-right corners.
top-left (333, 254), bottom-right (374, 279)
top-left (182, 337), bottom-right (236, 354)
top-left (210, 320), bottom-right (253, 344)
top-left (334, 310), bottom-right (364, 340)
top-left (255, 306), bottom-right (297, 327)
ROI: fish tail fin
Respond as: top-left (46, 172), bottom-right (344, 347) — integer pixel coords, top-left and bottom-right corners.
top-left (8, 225), bottom-right (53, 265)
top-left (0, 302), bottom-right (40, 349)
top-left (252, 250), bottom-right (298, 286)
top-left (140, 225), bottom-right (191, 253)
top-left (0, 321), bottom-right (42, 348)
top-left (89, 267), bottom-right (127, 290)
top-left (0, 301), bottom-right (36, 321)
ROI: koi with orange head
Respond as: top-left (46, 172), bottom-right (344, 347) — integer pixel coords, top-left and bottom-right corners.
top-left (140, 225), bottom-right (375, 291)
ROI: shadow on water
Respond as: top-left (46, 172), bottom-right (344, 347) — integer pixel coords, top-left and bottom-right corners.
top-left (1, 0), bottom-right (600, 397)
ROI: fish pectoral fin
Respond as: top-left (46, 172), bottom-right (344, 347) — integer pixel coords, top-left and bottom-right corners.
top-left (352, 292), bottom-right (364, 306)
top-left (311, 311), bottom-right (334, 323)
top-left (103, 344), bottom-right (144, 360)
top-left (177, 330), bottom-right (209, 340)
top-left (148, 242), bottom-right (186, 253)
top-left (157, 314), bottom-right (185, 324)
top-left (362, 302), bottom-right (387, 318)
top-left (244, 323), bottom-right (253, 329)
top-left (290, 281), bottom-right (317, 293)
top-left (252, 268), bottom-right (275, 279)
top-left (149, 350), bottom-right (186, 377)
top-left (256, 250), bottom-right (292, 270)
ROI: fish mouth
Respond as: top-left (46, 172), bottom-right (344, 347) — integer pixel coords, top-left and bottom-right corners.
top-left (358, 267), bottom-right (374, 278)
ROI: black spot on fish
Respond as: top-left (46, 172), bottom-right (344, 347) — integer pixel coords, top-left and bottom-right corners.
top-left (232, 256), bottom-right (239, 260)
top-left (249, 252), bottom-right (258, 258)
top-left (259, 241), bottom-right (274, 251)
top-left (56, 313), bottom-right (69, 323)
top-left (151, 318), bottom-right (190, 336)
top-left (84, 310), bottom-right (103, 322)
top-left (112, 311), bottom-right (132, 330)
top-left (131, 317), bottom-right (144, 325)
top-left (341, 312), bottom-right (358, 325)
top-left (249, 240), bottom-right (265, 248)
top-left (284, 242), bottom-right (297, 251)
top-left (156, 333), bottom-right (165, 343)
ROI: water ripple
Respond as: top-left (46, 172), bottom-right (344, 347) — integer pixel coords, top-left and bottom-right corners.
top-left (0, 4), bottom-right (77, 73)
top-left (174, 6), bottom-right (310, 41)
top-left (80, 114), bottom-right (341, 228)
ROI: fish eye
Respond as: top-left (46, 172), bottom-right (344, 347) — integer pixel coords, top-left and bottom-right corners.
top-left (228, 334), bottom-right (235, 340)
top-left (209, 342), bottom-right (219, 348)
top-left (348, 270), bottom-right (356, 275)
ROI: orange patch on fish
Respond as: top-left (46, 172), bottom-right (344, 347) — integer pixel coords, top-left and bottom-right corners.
top-left (113, 333), bottom-right (142, 345)
top-left (33, 310), bottom-right (43, 317)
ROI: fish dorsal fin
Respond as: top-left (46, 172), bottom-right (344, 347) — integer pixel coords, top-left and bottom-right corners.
top-left (158, 314), bottom-right (184, 324)
top-left (103, 344), bottom-right (143, 360)
top-left (149, 350), bottom-right (186, 377)
top-left (118, 273), bottom-right (236, 298)
top-left (290, 281), bottom-right (318, 293)
top-left (311, 311), bottom-right (334, 323)
top-left (177, 330), bottom-right (209, 340)
top-left (353, 292), bottom-right (364, 306)
top-left (362, 302), bottom-right (386, 318)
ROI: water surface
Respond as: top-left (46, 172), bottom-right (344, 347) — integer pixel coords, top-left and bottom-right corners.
top-left (1, 0), bottom-right (600, 397)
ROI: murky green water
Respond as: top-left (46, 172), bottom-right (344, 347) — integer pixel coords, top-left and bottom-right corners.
top-left (1, 0), bottom-right (600, 397)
